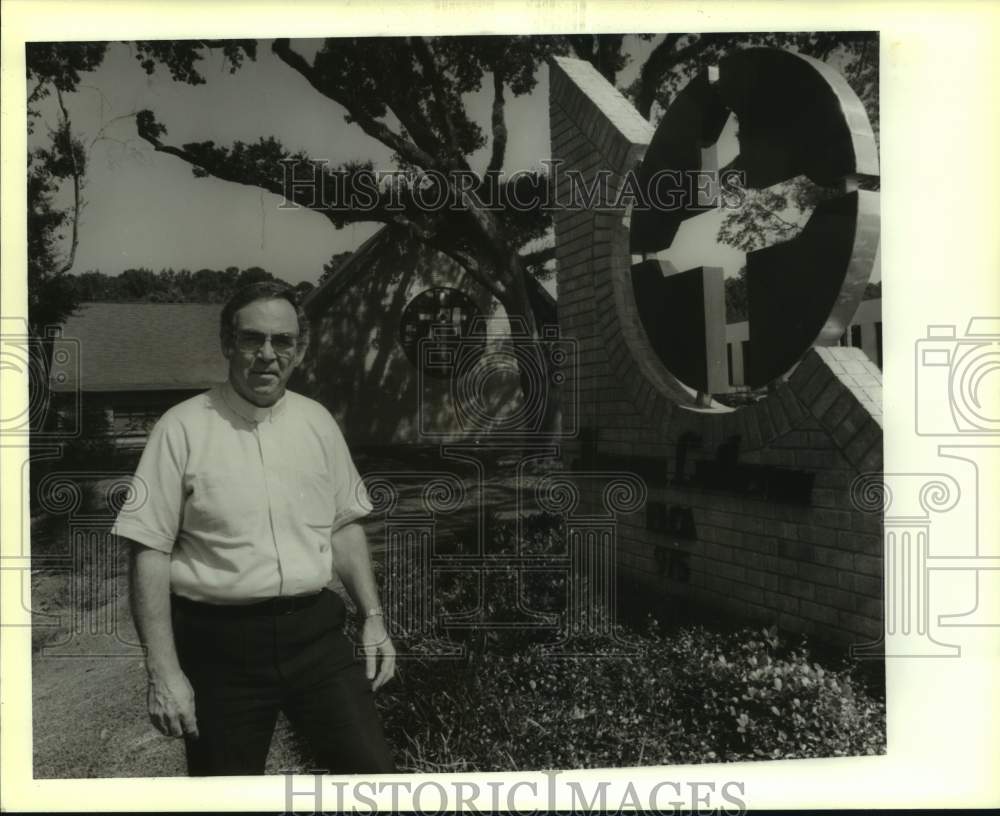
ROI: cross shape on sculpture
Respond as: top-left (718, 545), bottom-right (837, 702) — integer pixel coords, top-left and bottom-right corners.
top-left (629, 48), bottom-right (880, 396)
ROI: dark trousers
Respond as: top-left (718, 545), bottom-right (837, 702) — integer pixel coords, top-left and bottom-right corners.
top-left (171, 588), bottom-right (396, 776)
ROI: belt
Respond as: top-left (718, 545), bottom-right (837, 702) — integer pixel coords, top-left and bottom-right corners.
top-left (172, 591), bottom-right (324, 617)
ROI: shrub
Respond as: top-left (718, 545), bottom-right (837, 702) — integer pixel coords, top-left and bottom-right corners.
top-left (55, 409), bottom-right (122, 470)
top-left (374, 621), bottom-right (884, 771)
top-left (363, 515), bottom-right (886, 772)
top-left (655, 623), bottom-right (885, 763)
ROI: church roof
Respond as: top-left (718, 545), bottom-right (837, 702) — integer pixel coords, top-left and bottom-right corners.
top-left (50, 302), bottom-right (226, 392)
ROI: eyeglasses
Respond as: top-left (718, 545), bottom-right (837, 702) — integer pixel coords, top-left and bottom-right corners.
top-left (234, 331), bottom-right (301, 356)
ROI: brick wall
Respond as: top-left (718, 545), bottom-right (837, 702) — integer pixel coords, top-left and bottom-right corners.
top-left (549, 57), bottom-right (884, 647)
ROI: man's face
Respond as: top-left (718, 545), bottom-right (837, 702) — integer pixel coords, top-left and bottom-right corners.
top-left (223, 298), bottom-right (306, 407)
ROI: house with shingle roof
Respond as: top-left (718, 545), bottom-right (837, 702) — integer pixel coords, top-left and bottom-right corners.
top-left (50, 302), bottom-right (226, 446)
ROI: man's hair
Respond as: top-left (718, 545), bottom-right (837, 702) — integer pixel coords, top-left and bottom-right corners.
top-left (219, 281), bottom-right (310, 348)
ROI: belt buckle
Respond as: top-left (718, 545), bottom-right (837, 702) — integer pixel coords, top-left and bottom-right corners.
top-left (279, 593), bottom-right (314, 615)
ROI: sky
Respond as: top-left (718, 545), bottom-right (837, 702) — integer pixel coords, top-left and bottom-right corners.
top-left (32, 36), bottom-right (876, 287)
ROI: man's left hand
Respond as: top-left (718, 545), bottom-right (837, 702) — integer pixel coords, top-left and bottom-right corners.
top-left (360, 615), bottom-right (396, 691)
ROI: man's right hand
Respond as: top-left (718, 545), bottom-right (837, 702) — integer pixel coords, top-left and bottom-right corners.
top-left (129, 543), bottom-right (198, 739)
top-left (147, 670), bottom-right (199, 739)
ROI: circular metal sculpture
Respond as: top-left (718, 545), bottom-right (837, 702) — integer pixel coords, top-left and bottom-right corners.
top-left (629, 48), bottom-right (880, 394)
top-left (398, 286), bottom-right (485, 379)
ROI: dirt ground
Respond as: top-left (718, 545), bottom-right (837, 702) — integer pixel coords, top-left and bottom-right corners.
top-left (29, 533), bottom-right (312, 778)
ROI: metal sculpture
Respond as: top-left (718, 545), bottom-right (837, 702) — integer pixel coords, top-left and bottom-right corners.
top-left (629, 48), bottom-right (880, 393)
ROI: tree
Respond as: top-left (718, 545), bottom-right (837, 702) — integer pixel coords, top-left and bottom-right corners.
top-left (564, 34), bottom-right (631, 83)
top-left (118, 267), bottom-right (158, 299)
top-left (864, 281), bottom-right (882, 300)
top-left (26, 41), bottom-right (108, 430)
top-left (293, 281), bottom-right (315, 299)
top-left (236, 266), bottom-right (273, 288)
top-left (725, 266), bottom-right (748, 324)
top-left (130, 37), bottom-right (564, 431)
top-left (319, 251), bottom-right (356, 285)
top-left (63, 266), bottom-right (294, 303)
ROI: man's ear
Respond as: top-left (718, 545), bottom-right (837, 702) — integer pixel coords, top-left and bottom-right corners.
top-left (220, 333), bottom-right (235, 360)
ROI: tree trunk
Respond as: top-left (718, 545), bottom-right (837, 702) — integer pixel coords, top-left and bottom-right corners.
top-left (495, 253), bottom-right (562, 447)
top-left (27, 328), bottom-right (55, 436)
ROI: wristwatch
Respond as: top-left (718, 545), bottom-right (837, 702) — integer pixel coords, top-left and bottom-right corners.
top-left (363, 606), bottom-right (384, 619)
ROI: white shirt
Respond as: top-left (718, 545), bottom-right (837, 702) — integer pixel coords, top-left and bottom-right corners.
top-left (112, 382), bottom-right (372, 603)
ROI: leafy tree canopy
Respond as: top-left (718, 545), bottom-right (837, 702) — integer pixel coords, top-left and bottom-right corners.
top-left (26, 42), bottom-right (110, 334)
top-left (66, 265), bottom-right (310, 303)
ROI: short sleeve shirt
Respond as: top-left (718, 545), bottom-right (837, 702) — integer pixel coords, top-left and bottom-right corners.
top-left (111, 383), bottom-right (372, 604)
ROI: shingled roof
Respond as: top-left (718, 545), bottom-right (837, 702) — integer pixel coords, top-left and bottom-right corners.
top-left (51, 302), bottom-right (227, 392)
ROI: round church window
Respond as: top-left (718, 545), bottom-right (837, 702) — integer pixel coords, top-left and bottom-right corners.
top-left (398, 287), bottom-right (486, 379)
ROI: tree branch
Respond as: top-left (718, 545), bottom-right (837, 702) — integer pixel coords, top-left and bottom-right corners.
top-left (27, 78), bottom-right (47, 106)
top-left (596, 34), bottom-right (625, 83)
top-left (565, 35), bottom-right (595, 64)
top-left (634, 33), bottom-right (728, 119)
top-left (137, 121), bottom-right (411, 230)
top-left (135, 112), bottom-right (505, 297)
top-left (389, 211), bottom-right (506, 299)
top-left (760, 207), bottom-right (802, 232)
top-left (519, 246), bottom-right (555, 270)
top-left (565, 34), bottom-right (624, 84)
top-left (487, 67), bottom-right (507, 174)
top-left (54, 89), bottom-right (82, 277)
top-left (410, 37), bottom-right (463, 161)
top-left (271, 38), bottom-right (436, 169)
top-left (136, 123), bottom-right (279, 199)
top-left (635, 34), bottom-right (685, 119)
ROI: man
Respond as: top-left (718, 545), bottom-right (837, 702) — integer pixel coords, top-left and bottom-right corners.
top-left (112, 281), bottom-right (396, 776)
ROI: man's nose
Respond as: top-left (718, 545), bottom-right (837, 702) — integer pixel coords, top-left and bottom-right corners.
top-left (256, 338), bottom-right (279, 360)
